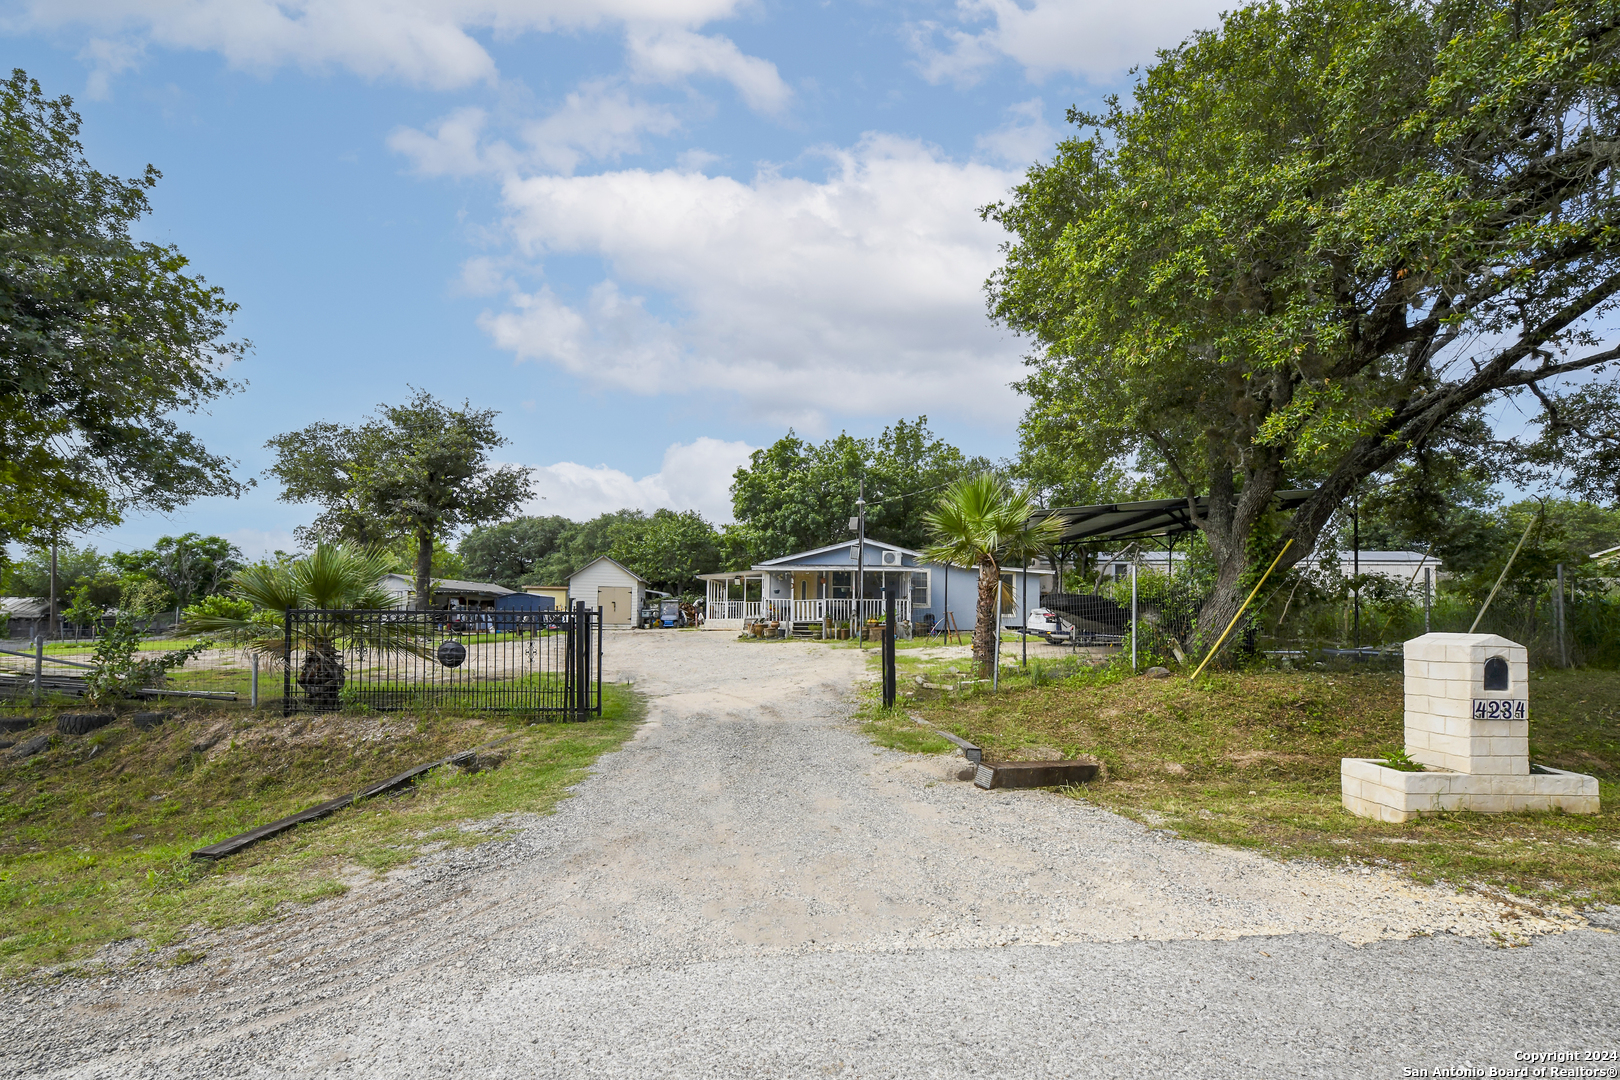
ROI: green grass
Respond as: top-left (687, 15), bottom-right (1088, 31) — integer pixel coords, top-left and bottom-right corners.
top-left (0, 684), bottom-right (642, 975)
top-left (860, 651), bottom-right (1620, 907)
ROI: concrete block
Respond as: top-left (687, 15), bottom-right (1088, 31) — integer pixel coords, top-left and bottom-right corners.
top-left (1434, 791), bottom-right (1467, 811)
top-left (1402, 771), bottom-right (1450, 794)
top-left (1469, 793), bottom-right (1509, 813)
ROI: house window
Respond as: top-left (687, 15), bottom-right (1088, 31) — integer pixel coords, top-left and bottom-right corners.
top-left (910, 570), bottom-right (930, 608)
top-left (831, 571), bottom-right (853, 599)
top-left (1000, 573), bottom-right (1016, 615)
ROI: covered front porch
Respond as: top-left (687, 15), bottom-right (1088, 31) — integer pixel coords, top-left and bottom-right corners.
top-left (702, 569), bottom-right (913, 631)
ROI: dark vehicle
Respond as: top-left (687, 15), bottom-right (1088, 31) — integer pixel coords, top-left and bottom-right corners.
top-left (1042, 592), bottom-right (1131, 638)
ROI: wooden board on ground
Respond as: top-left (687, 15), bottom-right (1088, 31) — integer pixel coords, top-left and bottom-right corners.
top-left (973, 760), bottom-right (1098, 790)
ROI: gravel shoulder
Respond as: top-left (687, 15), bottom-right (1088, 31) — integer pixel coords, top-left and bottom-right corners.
top-left (3, 631), bottom-right (1615, 1078)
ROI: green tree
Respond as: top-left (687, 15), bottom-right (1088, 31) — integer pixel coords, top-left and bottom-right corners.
top-left (0, 70), bottom-right (244, 556)
top-left (0, 542), bottom-right (103, 598)
top-left (609, 509), bottom-right (722, 594)
top-left (985, 0), bottom-right (1620, 647)
top-left (1517, 381), bottom-right (1620, 505)
top-left (865, 418), bottom-right (992, 550)
top-left (107, 533), bottom-right (244, 610)
top-left (730, 431), bottom-right (866, 559)
top-left (460, 515), bottom-right (579, 587)
top-left (730, 417), bottom-right (985, 559)
top-left (923, 474), bottom-right (1063, 675)
top-left (266, 389), bottom-right (532, 608)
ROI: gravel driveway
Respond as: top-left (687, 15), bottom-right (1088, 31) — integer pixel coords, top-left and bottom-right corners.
top-left (4, 631), bottom-right (1616, 1078)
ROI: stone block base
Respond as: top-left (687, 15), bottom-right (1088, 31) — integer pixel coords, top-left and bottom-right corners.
top-left (1340, 758), bottom-right (1599, 823)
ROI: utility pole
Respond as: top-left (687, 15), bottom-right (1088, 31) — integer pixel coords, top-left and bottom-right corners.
top-left (49, 534), bottom-right (58, 642)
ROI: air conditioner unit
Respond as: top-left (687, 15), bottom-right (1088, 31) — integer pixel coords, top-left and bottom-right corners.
top-left (882, 551), bottom-right (900, 566)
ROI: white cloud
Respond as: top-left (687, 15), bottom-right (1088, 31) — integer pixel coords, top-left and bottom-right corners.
top-left (974, 97), bottom-right (1056, 166)
top-left (517, 82), bottom-right (683, 173)
top-left (390, 84), bottom-right (682, 177)
top-left (524, 437), bottom-right (753, 521)
top-left (625, 26), bottom-right (792, 114)
top-left (478, 134), bottom-right (1028, 426)
top-left (222, 527), bottom-right (300, 560)
top-left (24, 0), bottom-right (751, 90)
top-left (912, 0), bottom-right (1228, 85)
top-left (389, 105), bottom-right (492, 176)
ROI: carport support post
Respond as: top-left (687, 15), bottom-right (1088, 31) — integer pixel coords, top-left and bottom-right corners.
top-left (33, 636), bottom-right (43, 705)
top-left (882, 588), bottom-right (896, 709)
top-left (1131, 562), bottom-right (1138, 673)
top-left (1021, 555), bottom-right (1028, 669)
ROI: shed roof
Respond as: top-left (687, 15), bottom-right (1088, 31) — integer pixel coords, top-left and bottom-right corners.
top-left (567, 555), bottom-right (649, 584)
top-left (0, 596), bottom-right (49, 618)
top-left (379, 573), bottom-right (515, 597)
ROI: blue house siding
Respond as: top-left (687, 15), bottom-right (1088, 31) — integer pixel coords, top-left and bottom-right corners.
top-left (749, 540), bottom-right (1052, 631)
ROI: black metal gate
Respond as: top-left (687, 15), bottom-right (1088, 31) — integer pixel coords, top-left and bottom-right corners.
top-left (281, 603), bottom-right (601, 718)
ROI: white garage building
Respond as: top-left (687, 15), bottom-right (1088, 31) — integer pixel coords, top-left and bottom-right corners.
top-left (567, 556), bottom-right (650, 628)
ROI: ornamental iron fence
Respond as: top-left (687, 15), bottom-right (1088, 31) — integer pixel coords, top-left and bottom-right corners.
top-left (281, 603), bottom-right (601, 718)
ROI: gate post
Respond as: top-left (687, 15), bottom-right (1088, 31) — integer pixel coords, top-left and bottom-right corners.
top-left (283, 609), bottom-right (294, 717)
top-left (564, 604), bottom-right (577, 717)
top-left (882, 588), bottom-right (896, 709)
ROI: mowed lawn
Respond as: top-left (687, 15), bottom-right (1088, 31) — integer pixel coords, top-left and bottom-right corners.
top-left (865, 658), bottom-right (1620, 907)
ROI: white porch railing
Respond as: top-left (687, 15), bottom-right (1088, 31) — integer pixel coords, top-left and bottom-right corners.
top-left (707, 598), bottom-right (910, 624)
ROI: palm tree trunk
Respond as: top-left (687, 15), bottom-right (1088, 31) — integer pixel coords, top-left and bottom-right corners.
top-left (974, 554), bottom-right (1000, 676)
top-left (298, 635), bottom-right (346, 712)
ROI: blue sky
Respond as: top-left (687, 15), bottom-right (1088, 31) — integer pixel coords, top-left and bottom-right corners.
top-left (4, 0), bottom-right (1234, 558)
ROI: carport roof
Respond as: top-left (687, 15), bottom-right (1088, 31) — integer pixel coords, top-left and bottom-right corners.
top-left (1039, 490), bottom-right (1315, 545)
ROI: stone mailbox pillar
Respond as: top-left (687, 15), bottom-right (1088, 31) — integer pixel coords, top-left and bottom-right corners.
top-left (1403, 633), bottom-right (1527, 775)
top-left (1341, 632), bottom-right (1598, 822)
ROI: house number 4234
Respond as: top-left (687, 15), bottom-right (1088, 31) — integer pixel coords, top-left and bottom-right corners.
top-left (1472, 698), bottom-right (1527, 720)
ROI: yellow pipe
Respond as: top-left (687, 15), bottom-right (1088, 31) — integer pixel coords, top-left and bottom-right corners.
top-left (1190, 538), bottom-right (1295, 681)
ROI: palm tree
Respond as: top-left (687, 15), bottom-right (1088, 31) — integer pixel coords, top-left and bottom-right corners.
top-left (923, 474), bottom-right (1064, 676)
top-left (185, 543), bottom-right (427, 711)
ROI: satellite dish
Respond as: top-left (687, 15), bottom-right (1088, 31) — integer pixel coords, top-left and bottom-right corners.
top-left (437, 640), bottom-right (467, 668)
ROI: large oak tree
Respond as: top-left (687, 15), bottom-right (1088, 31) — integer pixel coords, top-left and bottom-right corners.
top-left (266, 390), bottom-right (532, 608)
top-left (986, 0), bottom-right (1620, 646)
top-left (1, 70), bottom-right (244, 552)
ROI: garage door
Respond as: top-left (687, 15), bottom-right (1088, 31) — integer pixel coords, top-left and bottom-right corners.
top-left (599, 586), bottom-right (634, 625)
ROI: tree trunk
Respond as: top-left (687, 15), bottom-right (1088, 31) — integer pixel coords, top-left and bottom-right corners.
top-left (973, 554), bottom-right (1000, 677)
top-left (415, 530), bottom-right (434, 610)
top-left (1193, 547), bottom-right (1252, 662)
top-left (298, 638), bottom-right (345, 712)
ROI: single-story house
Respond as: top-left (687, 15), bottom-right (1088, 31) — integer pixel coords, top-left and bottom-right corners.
top-left (521, 584), bottom-right (569, 610)
top-left (0, 596), bottom-right (50, 640)
top-left (697, 540), bottom-right (1054, 634)
top-left (378, 574), bottom-right (517, 610)
top-left (567, 556), bottom-right (649, 627)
